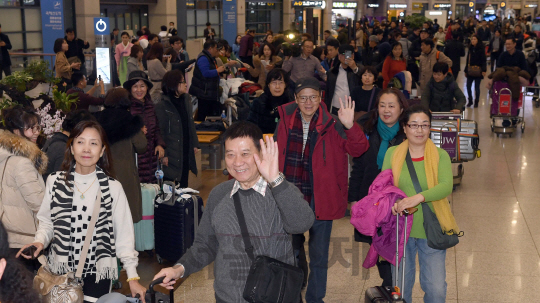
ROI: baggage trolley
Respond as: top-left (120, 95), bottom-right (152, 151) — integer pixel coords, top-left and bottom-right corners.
top-left (430, 113), bottom-right (481, 187)
top-left (490, 85), bottom-right (525, 137)
top-left (525, 85), bottom-right (540, 108)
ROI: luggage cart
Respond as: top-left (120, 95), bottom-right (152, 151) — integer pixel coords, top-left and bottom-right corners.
top-left (525, 85), bottom-right (540, 108)
top-left (490, 85), bottom-right (525, 137)
top-left (430, 113), bottom-right (481, 186)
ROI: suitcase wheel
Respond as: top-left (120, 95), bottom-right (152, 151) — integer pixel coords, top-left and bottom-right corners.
top-left (157, 254), bottom-right (163, 264)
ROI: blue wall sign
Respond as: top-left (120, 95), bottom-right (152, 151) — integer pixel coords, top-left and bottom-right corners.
top-left (40, 0), bottom-right (64, 54)
top-left (223, 0), bottom-right (237, 46)
top-left (94, 17), bottom-right (110, 36)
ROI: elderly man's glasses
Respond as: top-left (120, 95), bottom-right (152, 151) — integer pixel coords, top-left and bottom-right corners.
top-left (297, 95), bottom-right (320, 103)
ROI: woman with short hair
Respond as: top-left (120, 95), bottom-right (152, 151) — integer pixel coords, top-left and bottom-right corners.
top-left (127, 44), bottom-right (145, 76)
top-left (54, 38), bottom-right (81, 91)
top-left (155, 70), bottom-right (199, 187)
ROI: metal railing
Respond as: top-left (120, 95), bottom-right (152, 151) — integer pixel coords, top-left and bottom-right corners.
top-left (7, 52), bottom-right (97, 77)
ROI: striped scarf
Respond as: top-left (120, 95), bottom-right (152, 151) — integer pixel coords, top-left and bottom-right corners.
top-left (47, 166), bottom-right (117, 282)
top-left (284, 109), bottom-right (319, 203)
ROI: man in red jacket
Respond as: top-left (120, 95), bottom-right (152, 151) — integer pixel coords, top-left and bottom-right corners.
top-left (274, 77), bottom-right (369, 302)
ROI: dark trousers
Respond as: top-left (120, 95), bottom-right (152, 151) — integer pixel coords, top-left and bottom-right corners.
top-left (240, 56), bottom-right (253, 80)
top-left (466, 76), bottom-right (482, 102)
top-left (451, 65), bottom-right (460, 81)
top-left (491, 51), bottom-right (500, 72)
top-left (83, 273), bottom-right (112, 303)
top-left (197, 98), bottom-right (221, 121)
top-left (0, 64), bottom-right (12, 79)
top-left (292, 200), bottom-right (333, 303)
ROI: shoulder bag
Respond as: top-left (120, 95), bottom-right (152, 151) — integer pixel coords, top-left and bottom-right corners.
top-left (33, 191), bottom-right (102, 303)
top-left (405, 151), bottom-right (459, 250)
top-left (232, 193), bottom-right (304, 303)
top-left (467, 51), bottom-right (483, 78)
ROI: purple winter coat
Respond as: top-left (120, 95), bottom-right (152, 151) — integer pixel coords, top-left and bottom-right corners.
top-left (130, 95), bottom-right (166, 183)
top-left (350, 169), bottom-right (413, 268)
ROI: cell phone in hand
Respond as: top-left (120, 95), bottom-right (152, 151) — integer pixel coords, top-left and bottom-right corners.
top-left (98, 75), bottom-right (102, 82)
top-left (345, 50), bottom-right (352, 59)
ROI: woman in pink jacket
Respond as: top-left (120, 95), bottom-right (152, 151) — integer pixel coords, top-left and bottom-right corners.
top-left (115, 32), bottom-right (133, 85)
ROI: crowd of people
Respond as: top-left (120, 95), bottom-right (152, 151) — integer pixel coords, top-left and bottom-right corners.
top-left (0, 13), bottom-right (537, 303)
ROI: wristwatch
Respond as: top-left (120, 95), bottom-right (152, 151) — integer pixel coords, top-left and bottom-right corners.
top-left (269, 172), bottom-right (286, 188)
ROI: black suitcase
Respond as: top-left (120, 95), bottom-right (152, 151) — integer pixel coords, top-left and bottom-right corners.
top-left (129, 277), bottom-right (174, 303)
top-left (365, 211), bottom-right (412, 303)
top-left (154, 194), bottom-right (204, 263)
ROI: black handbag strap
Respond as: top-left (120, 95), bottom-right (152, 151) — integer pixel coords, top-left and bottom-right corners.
top-left (232, 193), bottom-right (255, 261)
top-left (405, 151), bottom-right (423, 195)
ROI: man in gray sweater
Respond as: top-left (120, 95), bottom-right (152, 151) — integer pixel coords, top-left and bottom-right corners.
top-left (153, 121), bottom-right (315, 302)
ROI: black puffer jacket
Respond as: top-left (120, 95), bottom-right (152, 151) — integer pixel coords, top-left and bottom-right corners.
top-left (248, 90), bottom-right (293, 134)
top-left (189, 50), bottom-right (220, 101)
top-left (155, 93), bottom-right (200, 181)
top-left (325, 63), bottom-right (361, 111)
top-left (421, 73), bottom-right (466, 111)
top-left (41, 132), bottom-right (68, 180)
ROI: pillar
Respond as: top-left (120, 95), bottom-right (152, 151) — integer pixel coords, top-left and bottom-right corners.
top-left (148, 0), bottom-right (177, 36)
top-left (284, 0), bottom-right (295, 31)
top-left (75, 0), bottom-right (100, 48)
top-left (323, 0), bottom-right (333, 32)
top-left (237, 0), bottom-right (246, 35)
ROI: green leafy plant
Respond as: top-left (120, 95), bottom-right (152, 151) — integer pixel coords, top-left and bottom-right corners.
top-left (0, 71), bottom-right (33, 92)
top-left (0, 98), bottom-right (17, 126)
top-left (405, 14), bottom-right (433, 29)
top-left (24, 60), bottom-right (56, 83)
top-left (52, 86), bottom-right (79, 112)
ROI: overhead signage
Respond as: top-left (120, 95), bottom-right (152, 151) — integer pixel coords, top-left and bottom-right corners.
top-left (429, 11), bottom-right (443, 15)
top-left (94, 17), bottom-right (110, 36)
top-left (223, 0), bottom-right (237, 46)
top-left (469, 1), bottom-right (474, 7)
top-left (292, 0), bottom-right (324, 7)
top-left (333, 2), bottom-right (357, 8)
top-left (389, 4), bottom-right (407, 9)
top-left (525, 4), bottom-right (538, 8)
top-left (412, 2), bottom-right (424, 9)
top-left (367, 3), bottom-right (379, 8)
top-left (433, 3), bottom-right (452, 9)
top-left (500, 1), bottom-right (506, 8)
top-left (41, 0), bottom-right (64, 54)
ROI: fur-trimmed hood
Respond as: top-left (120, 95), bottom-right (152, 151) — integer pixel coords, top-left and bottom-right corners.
top-left (93, 108), bottom-right (144, 145)
top-left (0, 129), bottom-right (48, 174)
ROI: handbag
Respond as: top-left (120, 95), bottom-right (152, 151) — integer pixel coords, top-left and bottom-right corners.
top-left (232, 193), bottom-right (304, 303)
top-left (33, 191), bottom-right (102, 303)
top-left (405, 152), bottom-right (459, 250)
top-left (467, 52), bottom-right (483, 78)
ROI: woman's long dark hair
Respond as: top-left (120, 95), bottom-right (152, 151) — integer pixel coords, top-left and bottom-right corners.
top-left (363, 88), bottom-right (409, 134)
top-left (60, 120), bottom-right (115, 184)
top-left (258, 43), bottom-right (276, 59)
top-left (388, 41), bottom-right (406, 62)
top-left (470, 34), bottom-right (485, 49)
top-left (0, 222), bottom-right (40, 303)
top-left (146, 42), bottom-right (164, 61)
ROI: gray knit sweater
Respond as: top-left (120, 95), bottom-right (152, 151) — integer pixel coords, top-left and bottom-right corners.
top-left (178, 179), bottom-right (315, 302)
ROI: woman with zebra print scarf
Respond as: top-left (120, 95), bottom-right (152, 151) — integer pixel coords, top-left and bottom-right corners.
top-left (18, 120), bottom-right (147, 302)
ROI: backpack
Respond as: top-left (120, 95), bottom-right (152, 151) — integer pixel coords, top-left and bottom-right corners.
top-left (436, 51), bottom-right (453, 74)
top-left (239, 82), bottom-right (262, 95)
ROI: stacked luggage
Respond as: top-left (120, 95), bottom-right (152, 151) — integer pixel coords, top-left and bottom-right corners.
top-left (133, 182), bottom-right (204, 264)
top-left (429, 112), bottom-right (481, 186)
top-left (430, 113), bottom-right (481, 162)
top-left (490, 81), bottom-right (526, 136)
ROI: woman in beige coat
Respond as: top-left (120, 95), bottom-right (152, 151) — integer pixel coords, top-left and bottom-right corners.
top-left (243, 43), bottom-right (282, 88)
top-left (53, 38), bottom-right (81, 91)
top-left (0, 106), bottom-right (47, 273)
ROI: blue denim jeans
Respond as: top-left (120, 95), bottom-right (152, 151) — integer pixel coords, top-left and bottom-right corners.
top-left (302, 200), bottom-right (333, 303)
top-left (392, 237), bottom-right (447, 303)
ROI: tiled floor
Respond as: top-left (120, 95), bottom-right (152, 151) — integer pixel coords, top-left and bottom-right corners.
top-left (125, 56), bottom-right (540, 302)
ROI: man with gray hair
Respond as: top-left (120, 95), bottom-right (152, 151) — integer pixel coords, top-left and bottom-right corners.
top-left (362, 35), bottom-right (381, 67)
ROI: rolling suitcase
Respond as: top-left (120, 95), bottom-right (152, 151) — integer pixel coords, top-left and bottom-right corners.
top-left (365, 211), bottom-right (412, 303)
top-left (154, 194), bottom-right (204, 263)
top-left (134, 184), bottom-right (160, 252)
